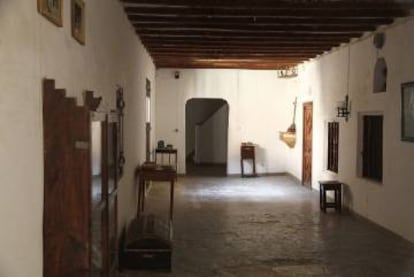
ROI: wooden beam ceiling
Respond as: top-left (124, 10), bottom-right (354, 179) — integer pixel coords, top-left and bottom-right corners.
top-left (120, 0), bottom-right (413, 69)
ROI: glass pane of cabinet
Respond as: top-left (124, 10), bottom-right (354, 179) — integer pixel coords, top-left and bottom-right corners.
top-left (91, 121), bottom-right (104, 276)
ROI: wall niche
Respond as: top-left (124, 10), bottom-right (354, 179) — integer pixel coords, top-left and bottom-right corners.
top-left (373, 33), bottom-right (387, 93)
top-left (373, 57), bottom-right (387, 93)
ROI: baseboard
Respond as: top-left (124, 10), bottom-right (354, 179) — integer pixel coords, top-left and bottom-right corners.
top-left (345, 206), bottom-right (413, 243)
top-left (226, 172), bottom-right (288, 177)
top-left (192, 162), bottom-right (227, 166)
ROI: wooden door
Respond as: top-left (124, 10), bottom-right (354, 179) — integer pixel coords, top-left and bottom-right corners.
top-left (302, 102), bottom-right (313, 187)
top-left (43, 79), bottom-right (91, 277)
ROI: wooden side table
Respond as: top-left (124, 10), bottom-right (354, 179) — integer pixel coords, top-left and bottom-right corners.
top-left (136, 163), bottom-right (177, 225)
top-left (240, 143), bottom-right (257, 177)
top-left (121, 163), bottom-right (176, 271)
top-left (319, 180), bottom-right (342, 213)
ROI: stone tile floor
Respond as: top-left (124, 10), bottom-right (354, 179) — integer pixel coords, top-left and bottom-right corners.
top-left (120, 175), bottom-right (414, 277)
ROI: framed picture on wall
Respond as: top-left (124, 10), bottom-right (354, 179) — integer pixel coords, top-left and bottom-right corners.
top-left (37, 0), bottom-right (63, 27)
top-left (401, 82), bottom-right (414, 142)
top-left (71, 0), bottom-right (85, 45)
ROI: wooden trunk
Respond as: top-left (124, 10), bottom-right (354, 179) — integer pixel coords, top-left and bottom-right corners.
top-left (120, 215), bottom-right (172, 271)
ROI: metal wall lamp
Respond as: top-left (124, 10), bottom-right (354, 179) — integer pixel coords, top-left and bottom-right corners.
top-left (336, 94), bottom-right (350, 121)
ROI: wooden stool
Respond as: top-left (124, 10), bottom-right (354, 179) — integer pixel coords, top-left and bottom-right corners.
top-left (319, 180), bottom-right (342, 213)
top-left (240, 143), bottom-right (257, 177)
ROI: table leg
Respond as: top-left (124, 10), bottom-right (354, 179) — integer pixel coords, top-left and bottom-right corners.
top-left (338, 187), bottom-right (342, 213)
top-left (319, 185), bottom-right (323, 211)
top-left (137, 177), bottom-right (143, 217)
top-left (169, 180), bottom-right (174, 223)
top-left (253, 158), bottom-right (256, 176)
top-left (322, 189), bottom-right (327, 213)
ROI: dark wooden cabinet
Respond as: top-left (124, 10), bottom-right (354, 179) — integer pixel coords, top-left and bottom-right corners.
top-left (43, 79), bottom-right (119, 277)
top-left (91, 116), bottom-right (119, 277)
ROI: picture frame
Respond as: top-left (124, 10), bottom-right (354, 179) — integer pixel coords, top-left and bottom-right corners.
top-left (71, 0), bottom-right (85, 45)
top-left (37, 0), bottom-right (63, 27)
top-left (401, 82), bottom-right (414, 142)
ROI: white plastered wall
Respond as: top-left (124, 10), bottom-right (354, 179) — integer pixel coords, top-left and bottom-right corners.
top-left (0, 0), bottom-right (155, 276)
top-left (286, 17), bottom-right (414, 243)
top-left (155, 18), bottom-right (414, 244)
top-left (155, 69), bottom-right (299, 175)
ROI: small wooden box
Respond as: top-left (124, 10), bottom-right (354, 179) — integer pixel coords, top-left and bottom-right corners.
top-left (120, 215), bottom-right (172, 271)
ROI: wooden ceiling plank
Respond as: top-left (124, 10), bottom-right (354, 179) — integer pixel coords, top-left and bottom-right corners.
top-left (121, 0), bottom-right (413, 10)
top-left (118, 0), bottom-right (412, 69)
top-left (133, 23), bottom-right (377, 32)
top-left (153, 59), bottom-right (304, 70)
top-left (136, 29), bottom-right (364, 36)
top-left (146, 45), bottom-right (330, 51)
top-left (128, 14), bottom-right (395, 26)
top-left (145, 44), bottom-right (334, 50)
top-left (152, 54), bottom-right (316, 60)
top-left (139, 33), bottom-right (355, 40)
top-left (150, 51), bottom-right (324, 56)
top-left (124, 6), bottom-right (408, 18)
top-left (142, 40), bottom-right (343, 47)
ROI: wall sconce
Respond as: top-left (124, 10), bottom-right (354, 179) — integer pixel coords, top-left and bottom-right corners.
top-left (174, 71), bottom-right (180, 79)
top-left (277, 66), bottom-right (298, 79)
top-left (336, 94), bottom-right (350, 121)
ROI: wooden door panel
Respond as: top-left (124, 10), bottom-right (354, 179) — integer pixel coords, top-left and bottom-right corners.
top-left (302, 103), bottom-right (313, 187)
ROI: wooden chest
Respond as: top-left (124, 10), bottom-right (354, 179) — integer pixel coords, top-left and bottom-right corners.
top-left (119, 215), bottom-right (172, 271)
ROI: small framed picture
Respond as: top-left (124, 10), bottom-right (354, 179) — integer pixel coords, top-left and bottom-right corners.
top-left (37, 0), bottom-right (63, 27)
top-left (71, 0), bottom-right (85, 45)
top-left (401, 82), bottom-right (414, 142)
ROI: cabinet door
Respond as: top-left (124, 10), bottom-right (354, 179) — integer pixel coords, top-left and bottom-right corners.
top-left (105, 121), bottom-right (119, 276)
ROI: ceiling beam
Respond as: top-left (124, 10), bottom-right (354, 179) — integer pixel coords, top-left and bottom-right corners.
top-left (128, 15), bottom-right (395, 26)
top-left (152, 53), bottom-right (315, 59)
top-left (139, 33), bottom-right (357, 41)
top-left (145, 44), bottom-right (334, 50)
top-left (153, 58), bottom-right (304, 70)
top-left (125, 6), bottom-right (408, 18)
top-left (121, 0), bottom-right (413, 10)
top-left (119, 0), bottom-right (412, 69)
top-left (150, 50), bottom-right (325, 56)
top-left (136, 29), bottom-right (364, 36)
top-left (141, 39), bottom-right (343, 47)
top-left (134, 23), bottom-right (377, 33)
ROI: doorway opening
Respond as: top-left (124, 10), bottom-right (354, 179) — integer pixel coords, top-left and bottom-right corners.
top-left (185, 98), bottom-right (229, 176)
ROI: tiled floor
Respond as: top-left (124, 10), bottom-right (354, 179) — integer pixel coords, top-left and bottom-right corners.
top-left (120, 175), bottom-right (414, 277)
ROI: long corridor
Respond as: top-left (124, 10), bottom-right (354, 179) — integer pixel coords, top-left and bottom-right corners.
top-left (122, 175), bottom-right (414, 277)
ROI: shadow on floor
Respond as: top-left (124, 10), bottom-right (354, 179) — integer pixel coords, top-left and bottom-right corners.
top-left (186, 162), bottom-right (227, 177)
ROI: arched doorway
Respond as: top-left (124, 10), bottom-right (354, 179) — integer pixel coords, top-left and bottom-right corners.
top-left (185, 98), bottom-right (229, 176)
